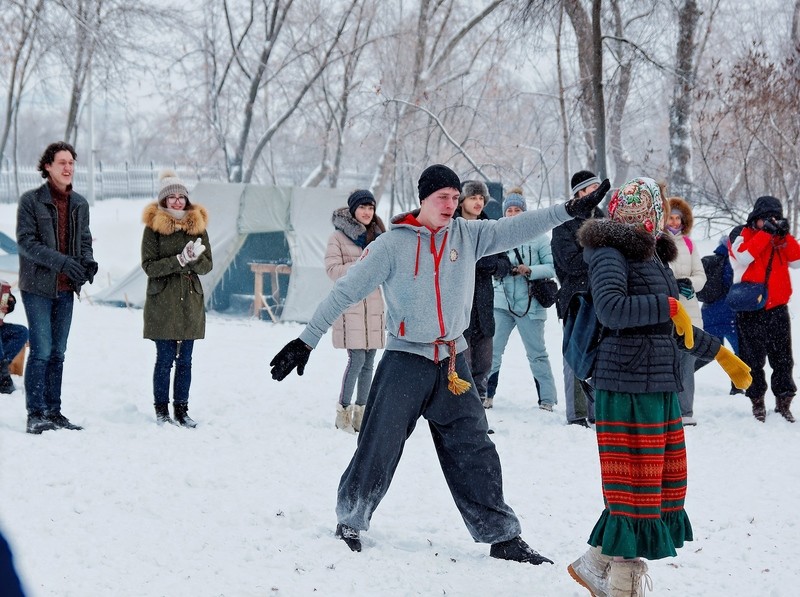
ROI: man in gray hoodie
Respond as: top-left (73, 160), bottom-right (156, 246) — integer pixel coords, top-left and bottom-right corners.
top-left (270, 164), bottom-right (609, 563)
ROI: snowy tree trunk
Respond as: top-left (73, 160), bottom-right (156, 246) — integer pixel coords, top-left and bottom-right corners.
top-left (668, 0), bottom-right (700, 201)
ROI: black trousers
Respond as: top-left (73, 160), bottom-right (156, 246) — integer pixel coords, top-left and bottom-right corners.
top-left (736, 305), bottom-right (796, 401)
top-left (336, 350), bottom-right (522, 543)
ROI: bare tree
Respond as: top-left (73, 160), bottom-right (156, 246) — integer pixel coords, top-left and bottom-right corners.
top-left (50, 0), bottom-right (171, 146)
top-left (366, 0), bottom-right (505, 202)
top-left (0, 0), bottom-right (46, 167)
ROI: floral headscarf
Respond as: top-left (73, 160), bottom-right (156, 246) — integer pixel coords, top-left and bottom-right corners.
top-left (606, 177), bottom-right (665, 236)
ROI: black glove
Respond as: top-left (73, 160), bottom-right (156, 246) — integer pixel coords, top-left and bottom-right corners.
top-left (270, 338), bottom-right (311, 381)
top-left (82, 259), bottom-right (99, 284)
top-left (676, 278), bottom-right (695, 300)
top-left (61, 258), bottom-right (88, 285)
top-left (6, 294), bottom-right (15, 313)
top-left (775, 218), bottom-right (790, 237)
top-left (565, 179), bottom-right (611, 218)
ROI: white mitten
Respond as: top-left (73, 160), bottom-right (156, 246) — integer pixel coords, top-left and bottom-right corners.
top-left (190, 237), bottom-right (206, 261)
top-left (177, 241), bottom-right (194, 267)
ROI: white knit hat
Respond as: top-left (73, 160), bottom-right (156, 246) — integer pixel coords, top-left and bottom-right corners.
top-left (157, 169), bottom-right (189, 204)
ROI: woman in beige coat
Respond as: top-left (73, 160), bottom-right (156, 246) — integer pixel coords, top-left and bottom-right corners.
top-left (324, 190), bottom-right (385, 433)
top-left (667, 196), bottom-right (706, 426)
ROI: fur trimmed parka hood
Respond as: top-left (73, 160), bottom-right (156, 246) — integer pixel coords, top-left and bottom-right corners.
top-left (577, 217), bottom-right (678, 264)
top-left (668, 196), bottom-right (694, 235)
top-left (331, 206), bottom-right (385, 244)
top-left (142, 202), bottom-right (208, 236)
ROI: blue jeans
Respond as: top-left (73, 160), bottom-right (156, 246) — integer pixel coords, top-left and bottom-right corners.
top-left (338, 349), bottom-right (376, 407)
top-left (489, 309), bottom-right (557, 406)
top-left (22, 290), bottom-right (74, 415)
top-left (153, 340), bottom-right (194, 405)
top-left (0, 322), bottom-right (28, 363)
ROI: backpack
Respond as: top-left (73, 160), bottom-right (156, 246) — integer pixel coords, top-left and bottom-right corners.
top-left (696, 253), bottom-right (728, 303)
top-left (561, 291), bottom-right (605, 381)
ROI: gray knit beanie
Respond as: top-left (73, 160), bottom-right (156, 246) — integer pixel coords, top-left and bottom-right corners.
top-left (157, 169), bottom-right (190, 206)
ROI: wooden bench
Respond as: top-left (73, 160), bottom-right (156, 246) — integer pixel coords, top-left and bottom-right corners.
top-left (249, 262), bottom-right (292, 322)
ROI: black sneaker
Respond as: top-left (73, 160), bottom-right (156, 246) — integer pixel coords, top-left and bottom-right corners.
top-left (490, 536), bottom-right (553, 565)
top-left (26, 413), bottom-right (57, 434)
top-left (569, 418), bottom-right (591, 428)
top-left (335, 523), bottom-right (362, 552)
top-left (47, 413), bottom-right (84, 430)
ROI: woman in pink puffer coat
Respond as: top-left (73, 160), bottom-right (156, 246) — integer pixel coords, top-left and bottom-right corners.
top-left (324, 190), bottom-right (386, 433)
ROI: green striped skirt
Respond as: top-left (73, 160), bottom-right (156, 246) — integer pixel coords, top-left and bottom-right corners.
top-left (588, 389), bottom-right (693, 560)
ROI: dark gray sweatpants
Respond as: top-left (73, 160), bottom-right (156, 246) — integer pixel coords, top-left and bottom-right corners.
top-left (335, 350), bottom-right (522, 544)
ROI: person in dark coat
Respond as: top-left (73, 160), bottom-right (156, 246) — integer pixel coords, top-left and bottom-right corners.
top-left (453, 180), bottom-right (512, 406)
top-left (551, 169), bottom-right (603, 427)
top-left (141, 170), bottom-right (213, 427)
top-left (567, 177), bottom-right (752, 597)
top-left (729, 195), bottom-right (800, 422)
top-left (0, 292), bottom-right (28, 394)
top-left (699, 235), bottom-right (742, 394)
top-left (16, 141), bottom-right (98, 434)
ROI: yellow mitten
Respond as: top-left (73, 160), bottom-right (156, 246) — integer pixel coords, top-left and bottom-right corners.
top-left (669, 297), bottom-right (694, 349)
top-left (715, 345), bottom-right (752, 390)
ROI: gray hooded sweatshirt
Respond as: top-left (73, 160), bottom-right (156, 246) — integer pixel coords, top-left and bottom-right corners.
top-left (300, 203), bottom-right (570, 361)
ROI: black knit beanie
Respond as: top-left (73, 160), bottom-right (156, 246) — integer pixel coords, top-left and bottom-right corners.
top-left (418, 164), bottom-right (461, 201)
top-left (347, 189), bottom-right (375, 217)
top-left (747, 195), bottom-right (783, 225)
top-left (570, 170), bottom-right (600, 197)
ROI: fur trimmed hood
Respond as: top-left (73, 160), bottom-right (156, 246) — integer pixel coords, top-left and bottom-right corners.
top-left (668, 196), bottom-right (694, 235)
top-left (142, 202), bottom-right (208, 236)
top-left (577, 218), bottom-right (678, 263)
top-left (331, 206), bottom-right (385, 243)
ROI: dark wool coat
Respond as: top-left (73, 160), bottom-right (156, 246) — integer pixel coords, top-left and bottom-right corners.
top-left (453, 207), bottom-right (512, 338)
top-left (578, 219), bottom-right (721, 393)
top-left (16, 183), bottom-right (95, 298)
top-left (141, 202), bottom-right (213, 340)
top-left (551, 208), bottom-right (603, 319)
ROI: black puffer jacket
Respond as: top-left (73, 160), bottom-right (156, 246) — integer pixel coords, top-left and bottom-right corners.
top-left (551, 208), bottom-right (603, 319)
top-left (454, 207), bottom-right (512, 338)
top-left (578, 218), bottom-right (721, 393)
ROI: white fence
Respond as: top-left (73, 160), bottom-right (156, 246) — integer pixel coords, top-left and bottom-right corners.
top-left (0, 162), bottom-right (220, 203)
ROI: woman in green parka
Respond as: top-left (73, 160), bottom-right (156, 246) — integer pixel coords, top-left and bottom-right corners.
top-left (141, 170), bottom-right (212, 427)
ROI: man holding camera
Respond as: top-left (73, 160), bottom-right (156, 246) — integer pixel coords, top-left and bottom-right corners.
top-left (729, 195), bottom-right (800, 422)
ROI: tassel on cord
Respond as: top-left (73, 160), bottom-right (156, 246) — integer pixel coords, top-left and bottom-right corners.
top-left (443, 340), bottom-right (471, 395)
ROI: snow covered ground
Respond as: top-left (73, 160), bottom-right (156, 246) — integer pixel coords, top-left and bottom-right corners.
top-left (0, 199), bottom-right (798, 596)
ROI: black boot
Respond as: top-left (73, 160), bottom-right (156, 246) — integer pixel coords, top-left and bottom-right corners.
top-left (751, 396), bottom-right (767, 422)
top-left (173, 402), bottom-right (197, 428)
top-left (335, 523), bottom-right (362, 552)
top-left (155, 403), bottom-right (175, 425)
top-left (26, 412), bottom-right (57, 434)
top-left (47, 412), bottom-right (83, 430)
top-left (490, 536), bottom-right (554, 565)
top-left (0, 360), bottom-right (15, 394)
top-left (775, 394), bottom-right (795, 423)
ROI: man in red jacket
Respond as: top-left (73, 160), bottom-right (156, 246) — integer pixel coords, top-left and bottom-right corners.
top-left (729, 195), bottom-right (800, 422)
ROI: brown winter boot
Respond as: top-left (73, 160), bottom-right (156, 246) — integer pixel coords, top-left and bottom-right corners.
top-left (775, 394), bottom-right (795, 423)
top-left (608, 559), bottom-right (651, 597)
top-left (751, 396), bottom-right (767, 422)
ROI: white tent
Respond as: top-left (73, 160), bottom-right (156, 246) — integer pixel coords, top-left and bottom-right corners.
top-left (95, 182), bottom-right (344, 323)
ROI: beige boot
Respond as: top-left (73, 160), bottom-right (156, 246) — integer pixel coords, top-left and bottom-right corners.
top-left (352, 405), bottom-right (366, 432)
top-left (335, 404), bottom-right (355, 433)
top-left (608, 559), bottom-right (651, 597)
top-left (568, 546), bottom-right (612, 596)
